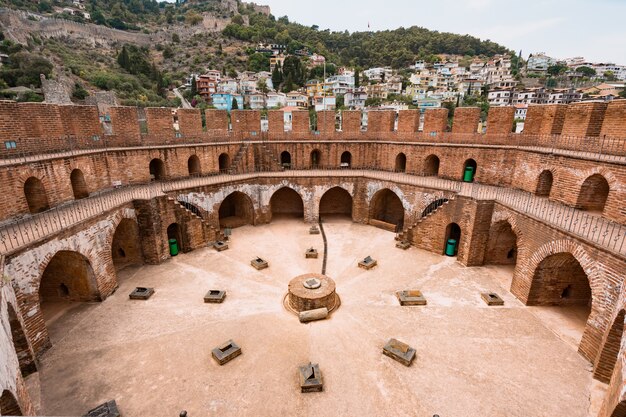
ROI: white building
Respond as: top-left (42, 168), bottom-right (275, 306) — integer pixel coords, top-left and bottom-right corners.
top-left (527, 53), bottom-right (557, 72)
top-left (314, 95), bottom-right (336, 111)
top-left (325, 75), bottom-right (355, 95)
top-left (363, 67), bottom-right (393, 82)
top-left (266, 92), bottom-right (286, 109)
top-left (344, 89), bottom-right (368, 109)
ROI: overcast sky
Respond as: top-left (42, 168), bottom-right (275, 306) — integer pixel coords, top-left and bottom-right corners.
top-left (257, 0), bottom-right (626, 64)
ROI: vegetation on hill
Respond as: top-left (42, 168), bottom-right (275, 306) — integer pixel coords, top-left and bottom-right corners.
top-left (223, 10), bottom-right (510, 69)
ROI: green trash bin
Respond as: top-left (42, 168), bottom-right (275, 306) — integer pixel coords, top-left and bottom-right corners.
top-left (168, 238), bottom-right (179, 256)
top-left (463, 166), bottom-right (475, 182)
top-left (445, 239), bottom-right (457, 256)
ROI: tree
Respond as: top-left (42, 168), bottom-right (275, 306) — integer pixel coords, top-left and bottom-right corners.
top-left (257, 78), bottom-right (269, 94)
top-left (604, 71), bottom-right (618, 81)
top-left (232, 14), bottom-right (244, 25)
top-left (172, 33), bottom-right (180, 43)
top-left (547, 64), bottom-right (568, 76)
top-left (247, 53), bottom-right (270, 72)
top-left (190, 75), bottom-right (197, 98)
top-left (117, 46), bottom-right (130, 70)
top-left (354, 68), bottom-right (360, 88)
top-left (619, 88), bottom-right (626, 99)
top-left (271, 62), bottom-right (283, 90)
top-left (231, 97), bottom-right (239, 110)
top-left (576, 66), bottom-right (596, 77)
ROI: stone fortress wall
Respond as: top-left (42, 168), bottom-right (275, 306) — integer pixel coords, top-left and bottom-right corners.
top-left (0, 100), bottom-right (623, 416)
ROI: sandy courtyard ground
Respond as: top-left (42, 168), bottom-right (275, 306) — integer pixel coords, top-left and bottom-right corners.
top-left (34, 218), bottom-right (597, 417)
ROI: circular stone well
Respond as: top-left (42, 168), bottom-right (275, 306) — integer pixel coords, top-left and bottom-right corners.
top-left (287, 273), bottom-right (338, 313)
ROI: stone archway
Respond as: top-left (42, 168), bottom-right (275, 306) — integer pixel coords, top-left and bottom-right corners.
top-left (269, 187), bottom-right (303, 220)
top-left (70, 169), bottom-right (89, 199)
top-left (280, 151), bottom-right (292, 169)
top-left (310, 149), bottom-right (321, 168)
top-left (369, 188), bottom-right (404, 231)
top-left (463, 158), bottom-right (477, 182)
top-left (340, 151), bottom-right (352, 168)
top-left (444, 222), bottom-right (461, 256)
top-left (319, 187), bottom-right (353, 220)
top-left (167, 223), bottom-right (184, 253)
top-left (218, 191), bottom-right (254, 228)
top-left (111, 218), bottom-right (144, 271)
top-left (527, 252), bottom-right (591, 307)
top-left (24, 177), bottom-right (49, 214)
top-left (484, 220), bottom-right (518, 265)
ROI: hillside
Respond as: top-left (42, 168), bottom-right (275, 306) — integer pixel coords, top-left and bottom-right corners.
top-left (0, 0), bottom-right (512, 105)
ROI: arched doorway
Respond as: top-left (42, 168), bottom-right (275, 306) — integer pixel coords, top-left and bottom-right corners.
top-left (280, 151), bottom-right (292, 169)
top-left (24, 177), bottom-right (49, 214)
top-left (166, 223), bottom-right (184, 253)
top-left (463, 159), bottom-right (477, 182)
top-left (536, 170), bottom-right (553, 197)
top-left (593, 309), bottom-right (624, 383)
top-left (484, 220), bottom-right (518, 265)
top-left (218, 153), bottom-right (230, 173)
top-left (7, 304), bottom-right (37, 378)
top-left (188, 155), bottom-right (201, 176)
top-left (70, 169), bottom-right (89, 199)
top-left (111, 218), bottom-right (144, 271)
top-left (424, 155), bottom-right (440, 176)
top-left (369, 188), bottom-right (404, 231)
top-left (395, 153), bottom-right (406, 172)
top-left (577, 174), bottom-right (609, 213)
top-left (0, 390), bottom-right (22, 416)
top-left (219, 191), bottom-right (254, 228)
top-left (340, 151), bottom-right (352, 168)
top-left (269, 187), bottom-right (303, 220)
top-left (319, 187), bottom-right (353, 220)
top-left (526, 252), bottom-right (592, 349)
top-left (310, 149), bottom-right (321, 168)
top-left (444, 223), bottom-right (461, 255)
top-left (149, 158), bottom-right (166, 181)
top-left (421, 198), bottom-right (448, 218)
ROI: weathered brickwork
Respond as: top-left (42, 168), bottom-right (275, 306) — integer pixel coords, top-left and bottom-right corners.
top-left (486, 106), bottom-right (515, 135)
top-left (423, 108), bottom-right (448, 134)
top-left (0, 102), bottom-right (623, 417)
top-left (562, 102), bottom-right (608, 137)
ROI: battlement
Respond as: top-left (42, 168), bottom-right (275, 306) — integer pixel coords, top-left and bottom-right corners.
top-left (0, 100), bottom-right (624, 155)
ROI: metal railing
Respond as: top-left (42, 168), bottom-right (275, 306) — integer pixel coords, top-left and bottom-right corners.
top-left (0, 167), bottom-right (623, 258)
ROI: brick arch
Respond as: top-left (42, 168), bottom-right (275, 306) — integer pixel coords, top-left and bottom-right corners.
top-left (4, 301), bottom-right (37, 378)
top-left (522, 239), bottom-right (606, 362)
top-left (102, 209), bottom-right (140, 251)
top-left (0, 389), bottom-right (22, 416)
top-left (218, 191), bottom-right (255, 228)
top-left (575, 166), bottom-right (618, 190)
top-left (534, 168), bottom-right (556, 197)
top-left (319, 186), bottom-right (353, 219)
top-left (269, 186), bottom-right (304, 219)
top-left (368, 188), bottom-right (405, 231)
top-left (484, 218), bottom-right (520, 265)
top-left (594, 308), bottom-right (625, 383)
top-left (37, 250), bottom-right (100, 303)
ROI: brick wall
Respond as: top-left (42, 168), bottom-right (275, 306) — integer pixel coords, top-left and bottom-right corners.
top-left (108, 106), bottom-right (141, 145)
top-left (367, 111), bottom-right (395, 134)
top-left (486, 106), bottom-right (515, 135)
top-left (452, 107), bottom-right (480, 134)
top-left (423, 108), bottom-right (449, 134)
top-left (562, 102), bottom-right (608, 137)
top-left (600, 100), bottom-right (626, 138)
top-left (523, 104), bottom-right (567, 136)
top-left (205, 109), bottom-right (229, 133)
top-left (342, 111), bottom-right (362, 136)
top-left (397, 110), bottom-right (419, 135)
top-left (231, 110), bottom-right (260, 135)
top-left (145, 107), bottom-right (173, 136)
top-left (58, 104), bottom-right (102, 139)
top-left (177, 109), bottom-right (203, 136)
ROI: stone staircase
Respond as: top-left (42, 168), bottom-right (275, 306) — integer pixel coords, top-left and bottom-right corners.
top-left (397, 197), bottom-right (454, 243)
top-left (255, 142), bottom-right (284, 172)
top-left (228, 142), bottom-right (250, 175)
top-left (167, 197), bottom-right (224, 242)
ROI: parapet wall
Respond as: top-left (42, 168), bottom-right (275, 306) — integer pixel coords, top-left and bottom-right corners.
top-left (0, 101), bottom-right (625, 155)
